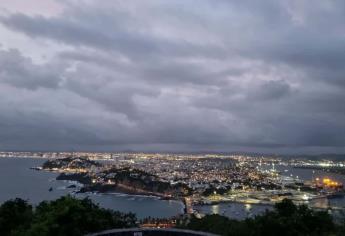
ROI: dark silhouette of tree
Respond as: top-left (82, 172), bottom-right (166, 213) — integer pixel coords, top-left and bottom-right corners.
top-left (2, 197), bottom-right (345, 236)
top-left (0, 198), bottom-right (33, 235)
top-left (0, 196), bottom-right (137, 236)
top-left (179, 199), bottom-right (340, 236)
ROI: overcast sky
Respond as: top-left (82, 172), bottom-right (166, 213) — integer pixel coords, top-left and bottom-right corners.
top-left (0, 0), bottom-right (344, 154)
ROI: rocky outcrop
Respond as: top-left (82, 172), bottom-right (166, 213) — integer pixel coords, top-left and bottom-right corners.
top-left (42, 157), bottom-right (101, 171)
top-left (56, 172), bottom-right (92, 185)
top-left (79, 168), bottom-right (191, 197)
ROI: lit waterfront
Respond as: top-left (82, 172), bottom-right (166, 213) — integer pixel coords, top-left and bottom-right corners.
top-left (196, 164), bottom-right (345, 219)
top-left (1, 152), bottom-right (345, 220)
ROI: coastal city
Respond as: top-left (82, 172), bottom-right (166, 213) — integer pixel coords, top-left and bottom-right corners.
top-left (1, 0), bottom-right (345, 235)
top-left (1, 151), bottom-right (345, 219)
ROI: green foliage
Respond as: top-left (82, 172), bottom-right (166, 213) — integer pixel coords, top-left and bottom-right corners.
top-left (0, 196), bottom-right (137, 236)
top-left (3, 197), bottom-right (345, 236)
top-left (103, 168), bottom-right (191, 196)
top-left (179, 199), bottom-right (344, 236)
top-left (42, 157), bottom-right (100, 170)
top-left (246, 200), bottom-right (335, 236)
top-left (0, 198), bottom-right (33, 235)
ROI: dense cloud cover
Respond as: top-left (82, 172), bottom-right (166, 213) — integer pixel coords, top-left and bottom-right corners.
top-left (0, 0), bottom-right (344, 153)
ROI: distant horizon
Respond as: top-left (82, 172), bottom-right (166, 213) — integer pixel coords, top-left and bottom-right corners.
top-left (1, 149), bottom-right (345, 157)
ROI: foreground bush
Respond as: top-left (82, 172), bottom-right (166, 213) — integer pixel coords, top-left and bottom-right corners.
top-left (0, 196), bottom-right (137, 236)
top-left (2, 197), bottom-right (345, 236)
top-left (178, 199), bottom-right (345, 236)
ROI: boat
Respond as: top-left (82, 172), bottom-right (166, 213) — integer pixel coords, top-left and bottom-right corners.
top-left (49, 187), bottom-right (53, 192)
top-left (30, 166), bottom-right (42, 171)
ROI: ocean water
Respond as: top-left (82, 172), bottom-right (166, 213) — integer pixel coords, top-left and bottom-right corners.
top-left (0, 157), bottom-right (183, 219)
top-left (194, 202), bottom-right (273, 220)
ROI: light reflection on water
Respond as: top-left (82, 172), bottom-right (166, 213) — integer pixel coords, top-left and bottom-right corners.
top-left (311, 197), bottom-right (329, 209)
top-left (211, 204), bottom-right (219, 214)
top-left (195, 202), bottom-right (271, 220)
top-left (245, 203), bottom-right (251, 211)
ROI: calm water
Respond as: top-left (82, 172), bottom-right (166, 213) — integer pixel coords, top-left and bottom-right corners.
top-left (0, 158), bottom-right (183, 219)
top-left (194, 202), bottom-right (272, 220)
top-left (272, 164), bottom-right (345, 185)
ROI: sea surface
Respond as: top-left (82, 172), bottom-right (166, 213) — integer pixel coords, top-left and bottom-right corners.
top-left (0, 157), bottom-right (184, 219)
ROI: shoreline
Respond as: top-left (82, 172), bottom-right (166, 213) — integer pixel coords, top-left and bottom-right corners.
top-left (78, 185), bottom-right (179, 201)
top-left (41, 167), bottom-right (185, 202)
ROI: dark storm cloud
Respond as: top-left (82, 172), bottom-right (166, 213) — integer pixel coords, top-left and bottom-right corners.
top-left (0, 48), bottom-right (63, 89)
top-left (0, 11), bottom-right (226, 60)
top-left (0, 0), bottom-right (344, 153)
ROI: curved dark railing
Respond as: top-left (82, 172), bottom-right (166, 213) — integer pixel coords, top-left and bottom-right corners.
top-left (87, 228), bottom-right (219, 236)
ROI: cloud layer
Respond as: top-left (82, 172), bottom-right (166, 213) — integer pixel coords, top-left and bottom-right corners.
top-left (0, 0), bottom-right (344, 153)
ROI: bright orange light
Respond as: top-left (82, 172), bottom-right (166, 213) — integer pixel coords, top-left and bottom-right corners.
top-left (322, 178), bottom-right (341, 187)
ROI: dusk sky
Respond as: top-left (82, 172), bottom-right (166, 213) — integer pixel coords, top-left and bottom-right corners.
top-left (0, 0), bottom-right (344, 154)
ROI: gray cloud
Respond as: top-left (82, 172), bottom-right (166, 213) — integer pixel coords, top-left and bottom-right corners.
top-left (0, 48), bottom-right (63, 89)
top-left (0, 0), bottom-right (344, 154)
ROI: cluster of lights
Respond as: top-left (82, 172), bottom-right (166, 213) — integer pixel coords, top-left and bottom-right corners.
top-left (315, 177), bottom-right (341, 187)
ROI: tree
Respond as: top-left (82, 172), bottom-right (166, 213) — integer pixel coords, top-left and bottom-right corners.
top-left (0, 196), bottom-right (137, 236)
top-left (179, 199), bottom-right (338, 236)
top-left (26, 196), bottom-right (137, 236)
top-left (0, 198), bottom-right (33, 235)
top-left (274, 198), bottom-right (297, 217)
